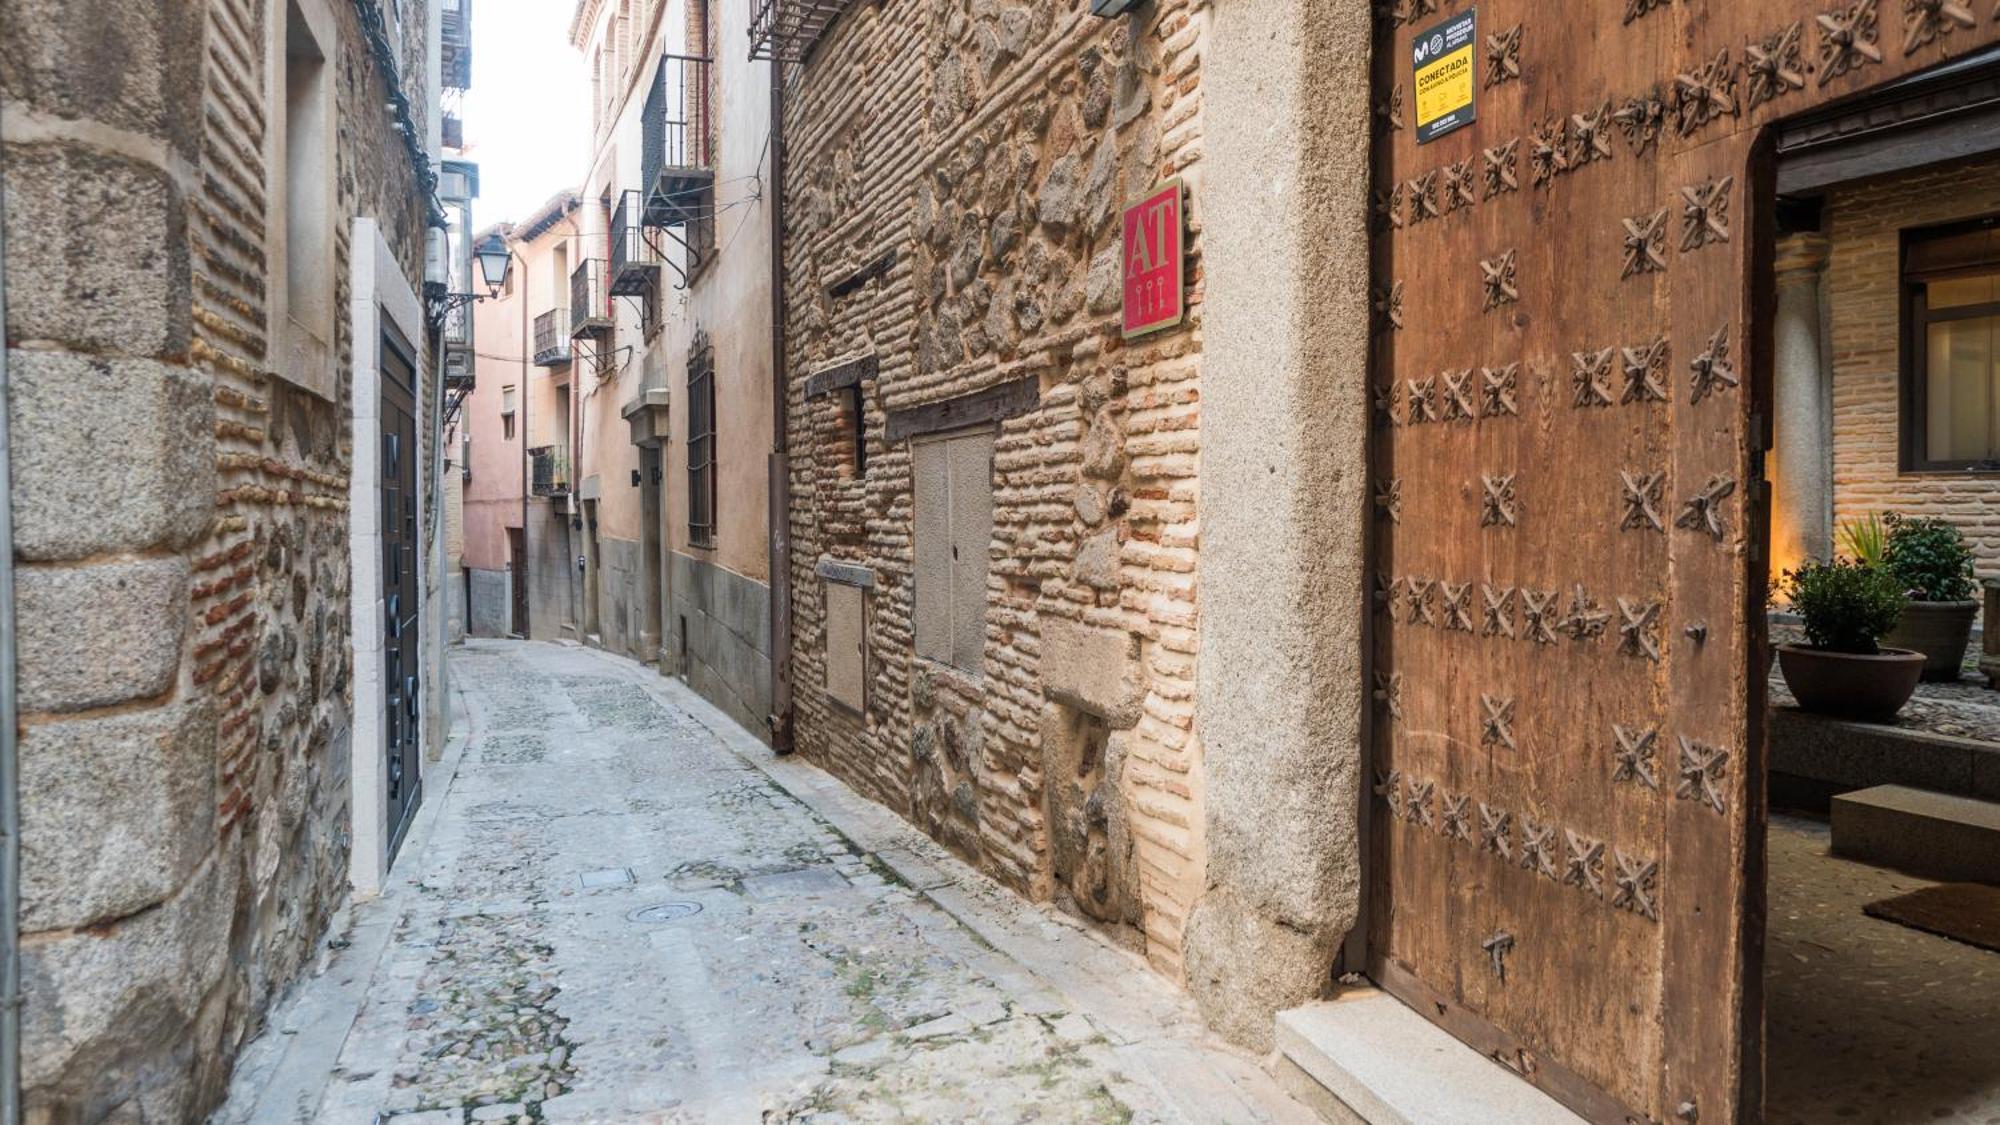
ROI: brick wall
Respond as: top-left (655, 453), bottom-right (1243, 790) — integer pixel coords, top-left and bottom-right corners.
top-left (2, 0), bottom-right (435, 1116)
top-left (1827, 153), bottom-right (2000, 576)
top-left (783, 0), bottom-right (1208, 977)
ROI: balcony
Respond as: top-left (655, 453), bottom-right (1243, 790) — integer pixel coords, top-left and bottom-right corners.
top-left (569, 259), bottom-right (611, 339)
top-left (440, 0), bottom-right (472, 91)
top-left (532, 308), bottom-right (571, 366)
top-left (749, 0), bottom-right (853, 63)
top-left (530, 444), bottom-right (571, 497)
top-left (610, 190), bottom-right (659, 296)
top-left (443, 347), bottom-right (474, 392)
top-left (641, 54), bottom-right (715, 229)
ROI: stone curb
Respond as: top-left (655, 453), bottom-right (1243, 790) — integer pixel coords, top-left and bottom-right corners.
top-left (210, 680), bottom-right (480, 1124)
top-left (575, 644), bottom-right (1316, 1125)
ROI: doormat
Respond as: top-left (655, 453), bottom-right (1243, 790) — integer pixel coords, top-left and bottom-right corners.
top-left (1862, 883), bottom-right (2000, 953)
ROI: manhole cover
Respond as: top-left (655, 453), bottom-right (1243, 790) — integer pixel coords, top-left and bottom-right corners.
top-left (579, 867), bottom-right (635, 890)
top-left (627, 901), bottom-right (703, 924)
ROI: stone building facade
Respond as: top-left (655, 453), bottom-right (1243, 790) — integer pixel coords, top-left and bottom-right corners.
top-left (1, 0), bottom-right (449, 1116)
top-left (776, 0), bottom-right (1376, 1051)
top-left (783, 0), bottom-right (1210, 974)
top-left (552, 0), bottom-right (780, 738)
top-left (461, 193), bottom-right (582, 641)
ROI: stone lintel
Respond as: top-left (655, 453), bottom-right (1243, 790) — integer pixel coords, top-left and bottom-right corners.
top-left (816, 558), bottom-right (875, 588)
top-left (884, 374), bottom-right (1039, 443)
top-left (1039, 620), bottom-right (1144, 730)
top-left (804, 353), bottom-right (879, 399)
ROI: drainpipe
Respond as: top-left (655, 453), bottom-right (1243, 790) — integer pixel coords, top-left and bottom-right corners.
top-left (0, 157), bottom-right (23, 1125)
top-left (516, 245), bottom-right (529, 637)
top-left (766, 57), bottom-right (793, 753)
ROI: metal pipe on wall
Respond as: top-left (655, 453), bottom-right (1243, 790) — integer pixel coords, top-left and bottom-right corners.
top-left (516, 246), bottom-right (529, 637)
top-left (766, 57), bottom-right (793, 753)
top-left (0, 147), bottom-right (24, 1125)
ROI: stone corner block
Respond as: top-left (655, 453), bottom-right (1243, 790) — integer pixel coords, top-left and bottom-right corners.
top-left (19, 696), bottom-right (216, 932)
top-left (1039, 620), bottom-right (1145, 729)
top-left (21, 853), bottom-right (232, 1117)
top-left (16, 555), bottom-right (190, 713)
top-left (8, 350), bottom-right (214, 561)
top-left (1183, 887), bottom-right (1349, 1054)
top-left (0, 0), bottom-right (205, 159)
top-left (1, 142), bottom-right (192, 356)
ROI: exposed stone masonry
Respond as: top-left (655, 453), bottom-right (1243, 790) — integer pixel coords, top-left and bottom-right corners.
top-left (784, 0), bottom-right (1208, 976)
top-left (2, 0), bottom-right (435, 1116)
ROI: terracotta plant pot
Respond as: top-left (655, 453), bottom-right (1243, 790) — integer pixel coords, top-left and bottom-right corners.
top-left (1776, 643), bottom-right (1925, 721)
top-left (1881, 599), bottom-right (1979, 681)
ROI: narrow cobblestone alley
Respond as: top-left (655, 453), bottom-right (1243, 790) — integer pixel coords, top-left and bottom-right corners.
top-left (215, 640), bottom-right (1311, 1124)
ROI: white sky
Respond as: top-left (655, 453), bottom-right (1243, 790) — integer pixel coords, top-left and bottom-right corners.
top-left (462, 0), bottom-right (590, 232)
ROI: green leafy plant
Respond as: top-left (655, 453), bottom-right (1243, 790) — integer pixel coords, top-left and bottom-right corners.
top-left (1883, 514), bottom-right (1977, 602)
top-left (1778, 559), bottom-right (1907, 654)
top-left (1837, 512), bottom-right (1889, 569)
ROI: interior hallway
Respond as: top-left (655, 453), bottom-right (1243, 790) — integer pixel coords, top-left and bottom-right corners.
top-left (1766, 813), bottom-right (2000, 1124)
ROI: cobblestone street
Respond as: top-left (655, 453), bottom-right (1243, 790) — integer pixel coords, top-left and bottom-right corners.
top-left (215, 640), bottom-right (1309, 1124)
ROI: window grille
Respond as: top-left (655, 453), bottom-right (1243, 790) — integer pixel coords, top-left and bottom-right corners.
top-left (687, 338), bottom-right (717, 545)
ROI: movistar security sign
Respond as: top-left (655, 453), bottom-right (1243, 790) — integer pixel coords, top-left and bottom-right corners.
top-left (1412, 8), bottom-right (1477, 144)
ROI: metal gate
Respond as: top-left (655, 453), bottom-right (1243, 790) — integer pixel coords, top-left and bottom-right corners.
top-left (381, 325), bottom-right (422, 862)
top-left (1367, 6), bottom-right (1999, 1122)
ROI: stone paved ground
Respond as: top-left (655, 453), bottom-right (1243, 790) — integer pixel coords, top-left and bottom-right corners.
top-left (1766, 813), bottom-right (2000, 1125)
top-left (216, 639), bottom-right (1309, 1125)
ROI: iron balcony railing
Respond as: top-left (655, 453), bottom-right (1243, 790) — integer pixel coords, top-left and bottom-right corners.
top-left (440, 0), bottom-right (472, 91)
top-left (610, 190), bottom-right (660, 295)
top-left (748, 0), bottom-right (854, 62)
top-left (641, 53), bottom-right (716, 228)
top-left (442, 347), bottom-right (473, 390)
top-left (569, 259), bottom-right (610, 338)
top-left (442, 299), bottom-right (472, 351)
top-left (529, 444), bottom-right (570, 497)
top-left (532, 308), bottom-right (571, 366)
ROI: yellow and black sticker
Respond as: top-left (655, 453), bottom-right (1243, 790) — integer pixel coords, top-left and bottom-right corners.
top-left (1412, 8), bottom-right (1477, 144)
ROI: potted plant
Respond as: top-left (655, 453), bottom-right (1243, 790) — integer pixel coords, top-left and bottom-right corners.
top-left (1775, 559), bottom-right (1923, 720)
top-left (1880, 514), bottom-right (1980, 681)
top-left (1838, 512), bottom-right (1888, 568)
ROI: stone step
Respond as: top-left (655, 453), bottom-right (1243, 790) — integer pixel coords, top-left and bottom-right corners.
top-left (1770, 707), bottom-right (2000, 810)
top-left (1275, 991), bottom-right (1584, 1125)
top-left (1831, 784), bottom-right (2000, 885)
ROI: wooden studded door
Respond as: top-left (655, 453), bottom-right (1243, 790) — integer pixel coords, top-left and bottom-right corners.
top-left (1367, 4), bottom-right (2000, 1123)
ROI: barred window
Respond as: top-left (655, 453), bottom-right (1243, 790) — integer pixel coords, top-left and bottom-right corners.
top-left (687, 339), bottom-right (717, 546)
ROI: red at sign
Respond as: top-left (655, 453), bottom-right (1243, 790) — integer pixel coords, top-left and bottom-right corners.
top-left (1121, 178), bottom-right (1184, 340)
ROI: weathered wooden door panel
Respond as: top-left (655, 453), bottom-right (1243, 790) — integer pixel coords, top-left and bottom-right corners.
top-left (1368, 4), bottom-right (1999, 1122)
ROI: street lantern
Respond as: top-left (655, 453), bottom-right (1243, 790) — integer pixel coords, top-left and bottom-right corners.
top-left (476, 238), bottom-right (513, 295)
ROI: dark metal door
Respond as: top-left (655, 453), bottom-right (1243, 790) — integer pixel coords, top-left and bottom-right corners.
top-left (381, 325), bottom-right (422, 862)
